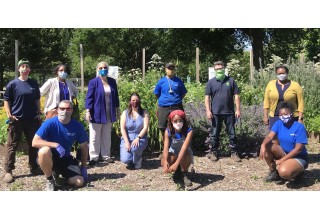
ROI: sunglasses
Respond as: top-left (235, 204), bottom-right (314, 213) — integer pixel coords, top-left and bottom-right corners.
top-left (99, 66), bottom-right (108, 70)
top-left (167, 66), bottom-right (175, 70)
top-left (58, 107), bottom-right (73, 111)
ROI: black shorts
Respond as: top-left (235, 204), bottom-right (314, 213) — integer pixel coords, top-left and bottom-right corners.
top-left (157, 104), bottom-right (184, 129)
top-left (52, 151), bottom-right (81, 179)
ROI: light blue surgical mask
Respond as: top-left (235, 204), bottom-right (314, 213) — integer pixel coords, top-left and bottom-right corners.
top-left (99, 69), bottom-right (108, 76)
top-left (277, 73), bottom-right (288, 81)
top-left (279, 114), bottom-right (292, 124)
top-left (58, 71), bottom-right (68, 79)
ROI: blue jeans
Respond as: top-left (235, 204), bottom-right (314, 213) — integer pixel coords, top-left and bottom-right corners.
top-left (210, 114), bottom-right (237, 152)
top-left (120, 138), bottom-right (148, 164)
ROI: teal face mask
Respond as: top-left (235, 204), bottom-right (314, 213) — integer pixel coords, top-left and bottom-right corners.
top-left (215, 69), bottom-right (225, 81)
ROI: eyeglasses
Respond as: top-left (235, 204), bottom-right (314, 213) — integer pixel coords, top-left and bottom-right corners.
top-left (58, 107), bottom-right (73, 111)
top-left (99, 67), bottom-right (108, 70)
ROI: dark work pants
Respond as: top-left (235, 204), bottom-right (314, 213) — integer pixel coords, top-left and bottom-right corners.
top-left (5, 118), bottom-right (40, 172)
top-left (210, 114), bottom-right (238, 152)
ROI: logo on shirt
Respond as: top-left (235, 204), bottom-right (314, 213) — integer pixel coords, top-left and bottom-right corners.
top-left (290, 133), bottom-right (296, 136)
top-left (226, 81), bottom-right (230, 86)
top-left (67, 132), bottom-right (76, 137)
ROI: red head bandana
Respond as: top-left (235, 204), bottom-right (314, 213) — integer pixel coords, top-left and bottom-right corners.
top-left (168, 110), bottom-right (185, 121)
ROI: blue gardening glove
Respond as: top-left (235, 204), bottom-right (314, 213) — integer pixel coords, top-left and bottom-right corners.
top-left (56, 144), bottom-right (66, 158)
top-left (81, 167), bottom-right (88, 182)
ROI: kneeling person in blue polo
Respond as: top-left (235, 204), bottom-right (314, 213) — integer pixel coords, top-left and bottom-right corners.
top-left (32, 100), bottom-right (89, 191)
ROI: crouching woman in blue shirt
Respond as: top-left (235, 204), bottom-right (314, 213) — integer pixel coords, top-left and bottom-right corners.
top-left (260, 101), bottom-right (308, 183)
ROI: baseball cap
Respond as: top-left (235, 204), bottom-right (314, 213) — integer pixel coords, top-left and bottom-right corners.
top-left (17, 58), bottom-right (30, 67)
top-left (165, 63), bottom-right (175, 69)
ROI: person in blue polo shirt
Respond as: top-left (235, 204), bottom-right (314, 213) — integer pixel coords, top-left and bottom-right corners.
top-left (154, 63), bottom-right (187, 139)
top-left (205, 61), bottom-right (241, 162)
top-left (260, 101), bottom-right (308, 183)
top-left (32, 100), bottom-right (89, 191)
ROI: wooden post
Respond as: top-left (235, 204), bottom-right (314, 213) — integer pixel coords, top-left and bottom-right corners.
top-left (15, 40), bottom-right (19, 78)
top-left (196, 47), bottom-right (200, 83)
top-left (80, 44), bottom-right (84, 93)
top-left (142, 48), bottom-right (145, 81)
top-left (250, 49), bottom-right (254, 84)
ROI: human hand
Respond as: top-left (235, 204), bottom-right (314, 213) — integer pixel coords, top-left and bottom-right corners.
top-left (162, 160), bottom-right (170, 174)
top-left (168, 162), bottom-right (179, 173)
top-left (263, 115), bottom-right (269, 125)
top-left (56, 144), bottom-right (66, 158)
top-left (85, 112), bottom-right (91, 122)
top-left (125, 142), bottom-right (131, 151)
top-left (131, 138), bottom-right (140, 148)
top-left (235, 110), bottom-right (241, 118)
top-left (206, 110), bottom-right (212, 119)
top-left (259, 145), bottom-right (266, 160)
top-left (81, 167), bottom-right (88, 182)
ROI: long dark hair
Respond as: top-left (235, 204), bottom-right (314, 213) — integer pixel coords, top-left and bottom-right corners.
top-left (167, 113), bottom-right (189, 137)
top-left (127, 92), bottom-right (144, 117)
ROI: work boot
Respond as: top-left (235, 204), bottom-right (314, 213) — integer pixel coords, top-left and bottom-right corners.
top-left (230, 151), bottom-right (241, 162)
top-left (206, 151), bottom-right (218, 162)
top-left (182, 172), bottom-right (192, 187)
top-left (264, 170), bottom-right (280, 182)
top-left (3, 172), bottom-right (14, 183)
top-left (173, 165), bottom-right (182, 182)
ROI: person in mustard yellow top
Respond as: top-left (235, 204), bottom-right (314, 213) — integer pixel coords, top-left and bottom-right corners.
top-left (263, 65), bottom-right (304, 130)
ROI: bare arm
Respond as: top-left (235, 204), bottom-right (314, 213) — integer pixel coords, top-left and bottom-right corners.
top-left (277, 143), bottom-right (304, 165)
top-left (32, 134), bottom-right (59, 149)
top-left (205, 95), bottom-right (212, 119)
top-left (234, 94), bottom-right (241, 118)
top-left (4, 100), bottom-right (18, 121)
top-left (174, 130), bottom-right (193, 166)
top-left (259, 131), bottom-right (276, 160)
top-left (79, 142), bottom-right (88, 168)
top-left (263, 108), bottom-right (269, 125)
top-left (120, 111), bottom-right (130, 150)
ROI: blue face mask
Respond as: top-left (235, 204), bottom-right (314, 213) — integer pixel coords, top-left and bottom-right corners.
top-left (58, 71), bottom-right (68, 79)
top-left (99, 69), bottom-right (108, 76)
top-left (279, 114), bottom-right (292, 124)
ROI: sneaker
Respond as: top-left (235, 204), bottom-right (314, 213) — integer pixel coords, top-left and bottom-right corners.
top-left (264, 170), bottom-right (280, 182)
top-left (231, 151), bottom-right (241, 162)
top-left (105, 157), bottom-right (115, 163)
top-left (206, 151), bottom-right (218, 162)
top-left (173, 166), bottom-right (182, 182)
top-left (135, 158), bottom-right (142, 169)
top-left (126, 162), bottom-right (135, 170)
top-left (30, 167), bottom-right (44, 176)
top-left (289, 172), bottom-right (304, 184)
top-left (89, 160), bottom-right (98, 167)
top-left (182, 172), bottom-right (192, 187)
top-left (3, 172), bottom-right (14, 183)
top-left (45, 179), bottom-right (56, 191)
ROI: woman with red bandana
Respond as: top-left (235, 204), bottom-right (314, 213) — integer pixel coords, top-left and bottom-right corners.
top-left (3, 58), bottom-right (42, 183)
top-left (161, 109), bottom-right (193, 187)
top-left (119, 93), bottom-right (149, 170)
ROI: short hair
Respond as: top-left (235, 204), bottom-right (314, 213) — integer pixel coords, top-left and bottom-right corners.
top-left (214, 61), bottom-right (225, 67)
top-left (96, 61), bottom-right (109, 70)
top-left (58, 100), bottom-right (73, 108)
top-left (275, 65), bottom-right (289, 74)
top-left (279, 101), bottom-right (294, 114)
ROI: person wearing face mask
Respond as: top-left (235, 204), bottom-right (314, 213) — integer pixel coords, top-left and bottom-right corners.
top-left (119, 93), bottom-right (149, 170)
top-left (154, 63), bottom-right (187, 142)
top-left (2, 58), bottom-right (43, 183)
top-left (32, 100), bottom-right (89, 191)
top-left (260, 102), bottom-right (308, 184)
top-left (40, 64), bottom-right (78, 119)
top-left (263, 65), bottom-right (304, 131)
top-left (85, 61), bottom-right (120, 166)
top-left (161, 110), bottom-right (193, 187)
top-left (205, 61), bottom-right (241, 162)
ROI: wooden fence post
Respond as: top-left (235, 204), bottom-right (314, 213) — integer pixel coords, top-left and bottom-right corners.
top-left (142, 48), bottom-right (145, 81)
top-left (15, 40), bottom-right (19, 78)
top-left (80, 44), bottom-right (84, 93)
top-left (196, 47), bottom-right (200, 83)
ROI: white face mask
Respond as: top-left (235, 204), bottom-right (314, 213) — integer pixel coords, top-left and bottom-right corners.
top-left (173, 122), bottom-right (183, 131)
top-left (58, 71), bottom-right (68, 79)
top-left (58, 110), bottom-right (72, 124)
top-left (277, 73), bottom-right (288, 81)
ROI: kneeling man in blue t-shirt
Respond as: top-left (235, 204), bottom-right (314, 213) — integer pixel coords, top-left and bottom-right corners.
top-left (32, 100), bottom-right (89, 191)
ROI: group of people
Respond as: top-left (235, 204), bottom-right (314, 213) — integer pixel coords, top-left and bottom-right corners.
top-left (2, 58), bottom-right (309, 190)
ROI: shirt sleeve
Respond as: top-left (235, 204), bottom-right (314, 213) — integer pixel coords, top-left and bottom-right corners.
top-left (205, 81), bottom-right (212, 96)
top-left (233, 79), bottom-right (240, 95)
top-left (271, 120), bottom-right (280, 134)
top-left (154, 79), bottom-right (161, 96)
top-left (85, 80), bottom-right (95, 109)
top-left (296, 124), bottom-right (308, 145)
